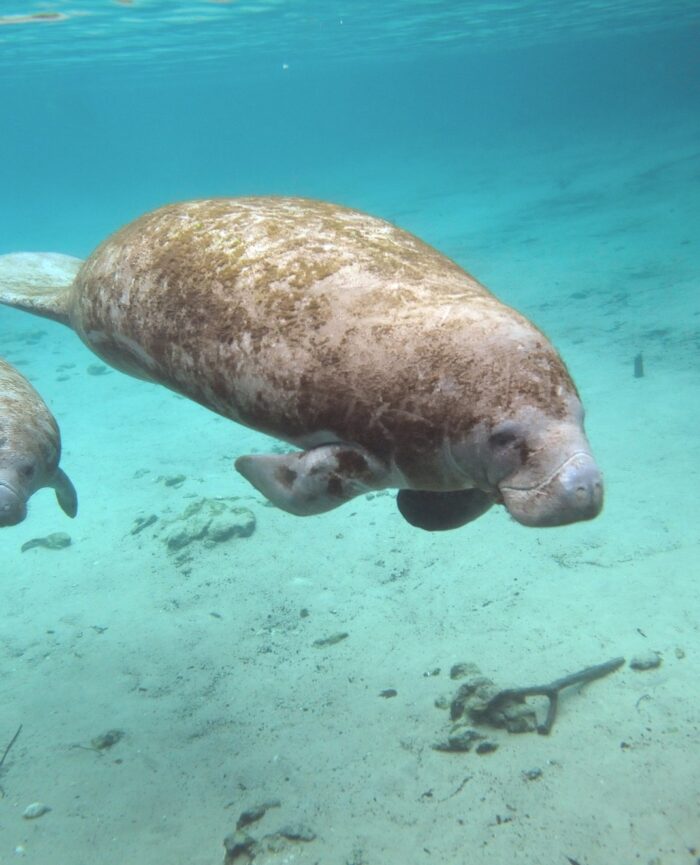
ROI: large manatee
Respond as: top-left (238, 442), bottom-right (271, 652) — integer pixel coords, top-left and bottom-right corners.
top-left (0, 197), bottom-right (602, 530)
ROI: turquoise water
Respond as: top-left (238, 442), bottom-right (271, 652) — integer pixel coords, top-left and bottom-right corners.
top-left (1, 3), bottom-right (699, 864)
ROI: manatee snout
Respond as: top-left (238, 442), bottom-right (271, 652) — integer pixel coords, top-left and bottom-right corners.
top-left (0, 482), bottom-right (26, 527)
top-left (500, 452), bottom-right (603, 528)
top-left (554, 452), bottom-right (604, 522)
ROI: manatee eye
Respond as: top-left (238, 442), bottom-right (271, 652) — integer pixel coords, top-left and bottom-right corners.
top-left (489, 430), bottom-right (518, 448)
top-left (485, 424), bottom-right (528, 486)
top-left (488, 425), bottom-right (522, 449)
top-left (19, 463), bottom-right (35, 479)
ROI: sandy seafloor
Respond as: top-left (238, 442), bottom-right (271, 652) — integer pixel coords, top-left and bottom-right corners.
top-left (1, 94), bottom-right (700, 865)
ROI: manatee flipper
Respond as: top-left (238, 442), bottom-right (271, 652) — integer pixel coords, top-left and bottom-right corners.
top-left (0, 253), bottom-right (82, 325)
top-left (52, 468), bottom-right (78, 518)
top-left (235, 444), bottom-right (390, 515)
top-left (396, 488), bottom-right (493, 531)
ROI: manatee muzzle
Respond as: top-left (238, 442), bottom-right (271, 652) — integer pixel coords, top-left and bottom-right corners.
top-left (0, 481), bottom-right (26, 527)
top-left (499, 451), bottom-right (603, 527)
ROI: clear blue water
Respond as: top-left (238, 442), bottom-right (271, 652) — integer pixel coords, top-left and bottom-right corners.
top-left (1, 2), bottom-right (699, 255)
top-left (1, 4), bottom-right (699, 864)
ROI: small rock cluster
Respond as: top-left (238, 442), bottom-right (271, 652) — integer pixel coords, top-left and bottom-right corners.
top-left (162, 497), bottom-right (256, 551)
top-left (223, 799), bottom-right (316, 864)
top-left (433, 662), bottom-right (517, 753)
top-left (448, 668), bottom-right (538, 734)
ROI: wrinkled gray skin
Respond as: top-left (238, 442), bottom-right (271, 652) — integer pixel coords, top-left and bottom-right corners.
top-left (0, 358), bottom-right (77, 527)
top-left (0, 198), bottom-right (602, 530)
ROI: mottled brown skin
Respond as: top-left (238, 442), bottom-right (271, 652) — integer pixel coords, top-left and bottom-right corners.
top-left (0, 358), bottom-right (77, 526)
top-left (67, 197), bottom-right (574, 489)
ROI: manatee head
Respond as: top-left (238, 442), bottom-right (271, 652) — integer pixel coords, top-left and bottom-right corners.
top-left (452, 395), bottom-right (603, 527)
top-left (0, 424), bottom-right (51, 528)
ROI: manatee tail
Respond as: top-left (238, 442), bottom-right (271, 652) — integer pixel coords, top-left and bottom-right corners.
top-left (0, 252), bottom-right (83, 326)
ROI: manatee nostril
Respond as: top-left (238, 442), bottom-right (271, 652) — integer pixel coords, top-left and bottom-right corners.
top-left (558, 455), bottom-right (603, 516)
top-left (573, 476), bottom-right (603, 516)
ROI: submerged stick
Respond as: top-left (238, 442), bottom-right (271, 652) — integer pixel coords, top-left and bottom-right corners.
top-left (0, 724), bottom-right (22, 771)
top-left (484, 657), bottom-right (625, 735)
top-left (0, 724), bottom-right (23, 798)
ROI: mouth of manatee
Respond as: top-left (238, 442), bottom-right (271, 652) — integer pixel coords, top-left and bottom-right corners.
top-left (498, 451), bottom-right (592, 493)
top-left (499, 451), bottom-right (603, 526)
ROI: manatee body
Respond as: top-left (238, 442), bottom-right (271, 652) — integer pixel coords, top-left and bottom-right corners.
top-left (0, 197), bottom-right (602, 530)
top-left (0, 358), bottom-right (77, 526)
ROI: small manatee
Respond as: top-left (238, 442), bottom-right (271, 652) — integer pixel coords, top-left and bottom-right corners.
top-left (0, 358), bottom-right (77, 527)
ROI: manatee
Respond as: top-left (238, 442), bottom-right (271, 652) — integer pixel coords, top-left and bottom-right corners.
top-left (0, 197), bottom-right (602, 530)
top-left (0, 357), bottom-right (77, 526)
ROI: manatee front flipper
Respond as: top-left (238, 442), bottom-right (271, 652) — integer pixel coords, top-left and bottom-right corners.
top-left (235, 444), bottom-right (390, 515)
top-left (52, 468), bottom-right (78, 518)
top-left (396, 488), bottom-right (493, 531)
